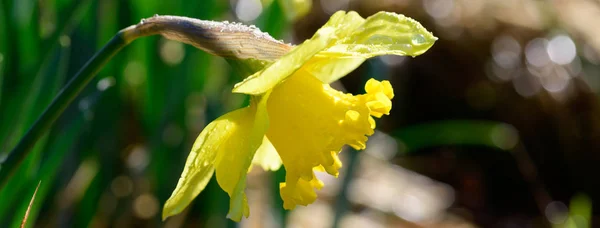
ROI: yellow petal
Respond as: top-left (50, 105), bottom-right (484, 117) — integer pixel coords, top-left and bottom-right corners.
top-left (163, 94), bottom-right (270, 222)
top-left (232, 11), bottom-right (364, 95)
top-left (279, 172), bottom-right (324, 209)
top-left (232, 31), bottom-right (331, 95)
top-left (265, 72), bottom-right (393, 209)
top-left (163, 107), bottom-right (247, 220)
top-left (252, 136), bottom-right (282, 171)
top-left (214, 94), bottom-right (271, 221)
top-left (308, 11), bottom-right (437, 83)
top-left (233, 11), bottom-right (437, 89)
top-left (324, 11), bottom-right (437, 58)
top-left (302, 56), bottom-right (365, 84)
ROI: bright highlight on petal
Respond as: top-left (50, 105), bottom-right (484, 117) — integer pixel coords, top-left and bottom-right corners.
top-left (265, 71), bottom-right (393, 209)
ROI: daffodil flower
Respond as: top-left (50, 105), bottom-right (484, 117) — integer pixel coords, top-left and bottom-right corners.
top-left (162, 11), bottom-right (436, 221)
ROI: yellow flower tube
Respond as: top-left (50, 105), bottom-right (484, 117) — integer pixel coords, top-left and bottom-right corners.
top-left (163, 10), bottom-right (436, 221)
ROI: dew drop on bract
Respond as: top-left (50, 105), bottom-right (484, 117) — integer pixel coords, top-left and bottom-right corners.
top-left (411, 34), bottom-right (426, 45)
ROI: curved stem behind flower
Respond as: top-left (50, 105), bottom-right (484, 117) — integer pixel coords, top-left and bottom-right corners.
top-left (0, 15), bottom-right (291, 190)
top-left (0, 31), bottom-right (128, 189)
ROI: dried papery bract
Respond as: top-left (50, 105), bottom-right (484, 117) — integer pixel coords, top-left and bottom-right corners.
top-left (121, 15), bottom-right (292, 60)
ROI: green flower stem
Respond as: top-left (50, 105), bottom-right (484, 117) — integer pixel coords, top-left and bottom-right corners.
top-left (0, 30), bottom-right (130, 188)
top-left (0, 15), bottom-right (289, 190)
top-left (0, 21), bottom-right (147, 188)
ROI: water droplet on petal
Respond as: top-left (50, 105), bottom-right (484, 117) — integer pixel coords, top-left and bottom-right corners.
top-left (411, 34), bottom-right (426, 45)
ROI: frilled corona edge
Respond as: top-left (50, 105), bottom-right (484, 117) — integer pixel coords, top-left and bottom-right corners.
top-left (120, 15), bottom-right (292, 60)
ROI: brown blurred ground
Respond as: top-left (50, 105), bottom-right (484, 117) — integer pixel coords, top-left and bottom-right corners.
top-left (289, 0), bottom-right (600, 227)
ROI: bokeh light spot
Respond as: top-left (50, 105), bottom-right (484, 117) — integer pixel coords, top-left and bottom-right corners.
top-left (127, 145), bottom-right (149, 172)
top-left (124, 61), bottom-right (147, 86)
top-left (364, 131), bottom-right (398, 161)
top-left (110, 175), bottom-right (133, 198)
top-left (525, 38), bottom-right (550, 67)
top-left (320, 0), bottom-right (349, 15)
top-left (159, 39), bottom-right (185, 66)
top-left (492, 35), bottom-right (521, 69)
top-left (582, 44), bottom-right (600, 65)
top-left (59, 35), bottom-right (71, 47)
top-left (513, 71), bottom-right (542, 97)
top-left (540, 67), bottom-right (570, 93)
top-left (236, 0), bottom-right (263, 22)
top-left (423, 0), bottom-right (454, 19)
top-left (545, 201), bottom-right (569, 224)
top-left (547, 35), bottom-right (576, 65)
top-left (490, 124), bottom-right (518, 150)
top-left (133, 194), bottom-right (159, 219)
top-left (97, 76), bottom-right (116, 91)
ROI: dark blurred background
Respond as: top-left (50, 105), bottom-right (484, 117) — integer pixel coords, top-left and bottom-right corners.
top-left (1, 0), bottom-right (599, 227)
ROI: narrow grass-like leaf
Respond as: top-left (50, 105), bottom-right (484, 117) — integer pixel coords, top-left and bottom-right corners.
top-left (0, 0), bottom-right (92, 154)
top-left (394, 120), bottom-right (520, 153)
top-left (0, 134), bottom-right (49, 223)
top-left (0, 0), bottom-right (40, 153)
top-left (0, 43), bottom-right (71, 220)
top-left (41, 0), bottom-right (93, 55)
top-left (0, 37), bottom-right (70, 214)
top-left (0, 1), bottom-right (7, 106)
top-left (19, 181), bottom-right (40, 228)
top-left (19, 114), bottom-right (86, 227)
top-left (4, 42), bottom-right (77, 227)
top-left (13, 0), bottom-right (40, 78)
top-left (0, 30), bottom-right (129, 190)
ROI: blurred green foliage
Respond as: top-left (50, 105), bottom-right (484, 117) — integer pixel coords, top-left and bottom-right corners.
top-left (0, 0), bottom-right (293, 226)
top-left (2, 0), bottom-right (594, 227)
